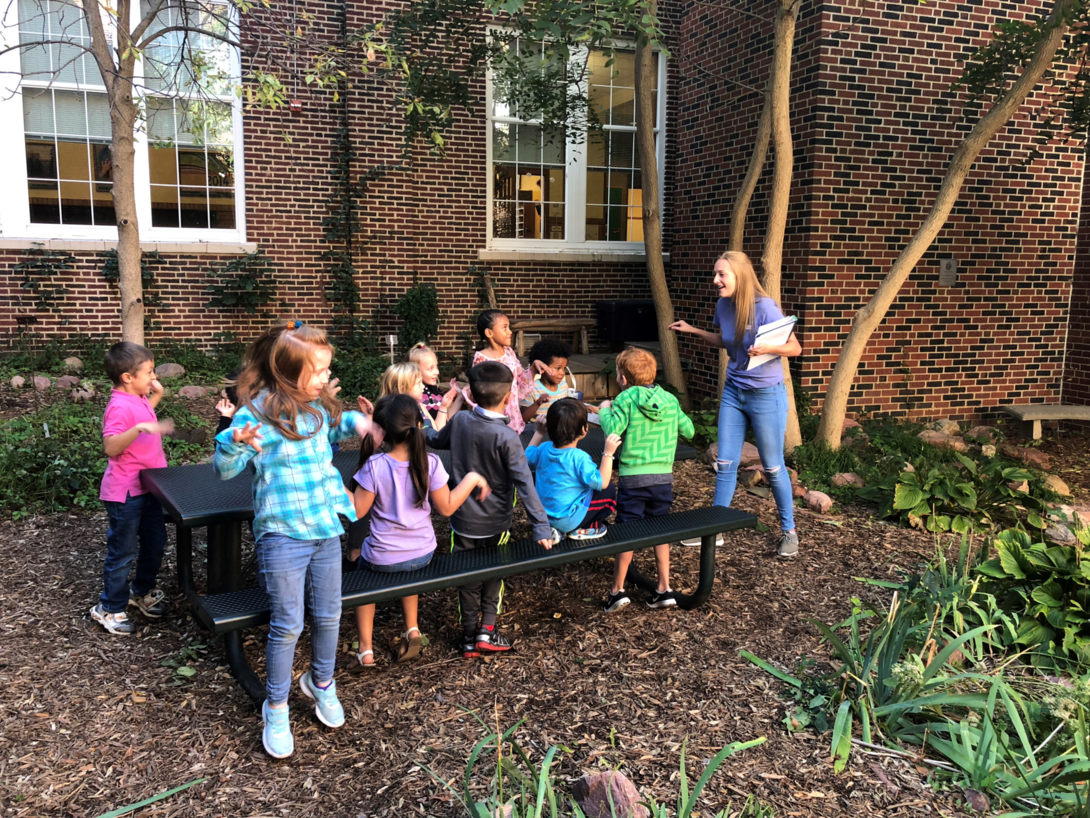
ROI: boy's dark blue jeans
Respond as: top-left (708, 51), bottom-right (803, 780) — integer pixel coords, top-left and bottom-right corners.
top-left (100, 492), bottom-right (167, 613)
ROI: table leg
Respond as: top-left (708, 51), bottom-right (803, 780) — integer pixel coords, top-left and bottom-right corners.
top-left (175, 526), bottom-right (200, 610)
top-left (624, 534), bottom-right (717, 610)
top-left (207, 522), bottom-right (266, 706)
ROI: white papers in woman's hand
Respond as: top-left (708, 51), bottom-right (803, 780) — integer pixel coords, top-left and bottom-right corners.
top-left (746, 315), bottom-right (798, 370)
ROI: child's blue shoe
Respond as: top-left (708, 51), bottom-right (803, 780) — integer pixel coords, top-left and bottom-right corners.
top-left (299, 672), bottom-right (345, 728)
top-left (262, 701), bottom-right (294, 759)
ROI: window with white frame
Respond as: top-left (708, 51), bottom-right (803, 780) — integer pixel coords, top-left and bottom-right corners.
top-left (488, 41), bottom-right (663, 251)
top-left (0, 0), bottom-right (245, 241)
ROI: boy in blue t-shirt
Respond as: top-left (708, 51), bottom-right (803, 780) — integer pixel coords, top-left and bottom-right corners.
top-left (525, 399), bottom-right (622, 541)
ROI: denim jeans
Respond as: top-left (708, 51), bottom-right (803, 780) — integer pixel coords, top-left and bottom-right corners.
top-left (257, 532), bottom-right (342, 705)
top-left (100, 492), bottom-right (167, 613)
top-left (361, 550), bottom-right (434, 573)
top-left (714, 380), bottom-right (796, 532)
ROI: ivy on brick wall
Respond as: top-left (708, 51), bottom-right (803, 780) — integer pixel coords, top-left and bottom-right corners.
top-left (205, 250), bottom-right (282, 316)
top-left (14, 246), bottom-right (74, 313)
top-left (394, 279), bottom-right (440, 353)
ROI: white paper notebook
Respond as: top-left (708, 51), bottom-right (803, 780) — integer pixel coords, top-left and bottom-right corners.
top-left (745, 315), bottom-right (798, 370)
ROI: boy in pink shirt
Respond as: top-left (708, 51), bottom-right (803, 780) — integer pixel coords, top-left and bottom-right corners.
top-left (91, 342), bottom-right (175, 635)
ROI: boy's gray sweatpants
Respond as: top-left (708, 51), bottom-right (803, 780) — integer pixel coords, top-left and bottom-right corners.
top-left (452, 531), bottom-right (509, 634)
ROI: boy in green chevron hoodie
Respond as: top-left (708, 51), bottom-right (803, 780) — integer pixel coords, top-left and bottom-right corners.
top-left (597, 347), bottom-right (695, 612)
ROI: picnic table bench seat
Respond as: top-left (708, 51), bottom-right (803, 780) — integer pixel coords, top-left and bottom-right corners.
top-left (511, 318), bottom-right (594, 356)
top-left (1001, 404), bottom-right (1090, 439)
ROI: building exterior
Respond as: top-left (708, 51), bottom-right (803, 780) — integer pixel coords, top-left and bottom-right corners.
top-left (0, 0), bottom-right (1085, 420)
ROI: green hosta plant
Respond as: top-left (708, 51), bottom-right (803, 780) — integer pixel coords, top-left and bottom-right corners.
top-left (976, 525), bottom-right (1090, 669)
top-left (860, 452), bottom-right (1045, 533)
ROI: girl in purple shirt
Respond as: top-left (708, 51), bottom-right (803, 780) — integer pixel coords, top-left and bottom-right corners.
top-left (670, 251), bottom-right (803, 559)
top-left (349, 394), bottom-right (491, 669)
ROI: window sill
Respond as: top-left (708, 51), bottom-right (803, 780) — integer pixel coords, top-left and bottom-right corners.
top-left (0, 238), bottom-right (258, 255)
top-left (478, 248), bottom-right (669, 264)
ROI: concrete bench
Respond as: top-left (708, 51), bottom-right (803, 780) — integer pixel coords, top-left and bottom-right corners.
top-left (1001, 404), bottom-right (1090, 439)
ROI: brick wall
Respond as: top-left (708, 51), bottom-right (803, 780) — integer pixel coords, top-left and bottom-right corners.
top-left (1066, 164), bottom-right (1090, 408)
top-left (670, 0), bottom-right (1082, 422)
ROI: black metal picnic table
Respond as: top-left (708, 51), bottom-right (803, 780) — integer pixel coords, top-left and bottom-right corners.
top-left (142, 427), bottom-right (702, 701)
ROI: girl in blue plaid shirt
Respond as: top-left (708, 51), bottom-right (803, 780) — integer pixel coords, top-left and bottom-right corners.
top-left (214, 322), bottom-right (373, 759)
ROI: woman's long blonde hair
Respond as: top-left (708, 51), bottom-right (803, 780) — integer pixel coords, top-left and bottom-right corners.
top-left (236, 322), bottom-right (342, 440)
top-left (719, 251), bottom-right (769, 347)
top-left (379, 362), bottom-right (423, 398)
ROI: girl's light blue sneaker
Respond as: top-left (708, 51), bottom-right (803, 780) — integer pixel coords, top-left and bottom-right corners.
top-left (262, 701), bottom-right (294, 759)
top-left (299, 672), bottom-right (345, 728)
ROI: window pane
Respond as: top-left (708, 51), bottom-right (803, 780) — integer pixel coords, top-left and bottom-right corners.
top-left (149, 145), bottom-right (178, 185)
top-left (586, 170), bottom-right (606, 206)
top-left (515, 124), bottom-right (541, 163)
top-left (544, 167), bottom-right (564, 203)
top-left (208, 186), bottom-right (235, 229)
top-left (23, 88), bottom-right (54, 134)
top-left (542, 127), bottom-right (564, 165)
top-left (612, 51), bottom-right (636, 88)
top-left (207, 146), bottom-right (234, 187)
top-left (53, 90), bottom-right (87, 137)
top-left (26, 140), bottom-right (56, 179)
top-left (180, 186), bottom-right (209, 228)
top-left (151, 185), bottom-right (180, 227)
top-left (589, 84), bottom-right (610, 122)
top-left (544, 203), bottom-right (564, 240)
top-left (587, 131), bottom-right (607, 167)
top-left (178, 148), bottom-right (208, 186)
top-left (93, 182), bottom-right (115, 225)
top-left (57, 139), bottom-right (90, 181)
top-left (611, 88), bottom-right (635, 127)
top-left (493, 123), bottom-right (514, 162)
top-left (494, 163), bottom-right (516, 201)
top-left (58, 179), bottom-right (93, 224)
top-left (610, 132), bottom-right (635, 169)
top-left (584, 205), bottom-right (605, 241)
top-left (28, 181), bottom-right (60, 223)
top-left (493, 200), bottom-right (515, 239)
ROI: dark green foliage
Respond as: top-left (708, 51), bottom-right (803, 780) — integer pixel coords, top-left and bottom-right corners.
top-left (0, 333), bottom-right (112, 378)
top-left (394, 281), bottom-right (440, 353)
top-left (858, 452), bottom-right (1047, 534)
top-left (149, 334), bottom-right (245, 381)
top-left (204, 250), bottom-right (281, 316)
top-left (14, 247), bottom-right (75, 312)
top-left (790, 440), bottom-right (862, 494)
top-left (330, 316), bottom-right (390, 401)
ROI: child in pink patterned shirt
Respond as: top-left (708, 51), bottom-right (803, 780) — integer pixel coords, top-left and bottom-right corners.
top-left (464, 310), bottom-right (556, 434)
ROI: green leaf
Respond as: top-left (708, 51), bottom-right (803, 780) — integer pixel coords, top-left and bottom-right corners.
top-left (951, 515), bottom-right (972, 534)
top-left (893, 483), bottom-right (925, 510)
top-left (92, 778), bottom-right (207, 818)
top-left (1031, 581), bottom-right (1064, 608)
top-left (739, 650), bottom-right (802, 688)
top-left (975, 558), bottom-right (1009, 579)
top-left (1014, 618), bottom-right (1054, 647)
top-left (830, 701), bottom-right (852, 774)
top-left (175, 666), bottom-right (197, 678)
top-left (997, 541), bottom-right (1028, 580)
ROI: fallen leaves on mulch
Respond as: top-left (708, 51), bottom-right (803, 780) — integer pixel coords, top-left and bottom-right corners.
top-left (0, 457), bottom-right (984, 818)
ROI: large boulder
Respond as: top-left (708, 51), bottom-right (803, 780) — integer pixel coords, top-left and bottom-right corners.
top-left (805, 490), bottom-right (833, 514)
top-left (32, 376), bottom-right (51, 391)
top-left (703, 441), bottom-right (717, 466)
top-left (178, 385), bottom-right (209, 399)
top-left (832, 472), bottom-right (865, 487)
top-left (929, 419), bottom-right (962, 436)
top-left (56, 375), bottom-right (80, 389)
top-left (843, 417), bottom-right (862, 430)
top-left (918, 430), bottom-right (968, 452)
top-left (1044, 475), bottom-right (1071, 498)
top-left (572, 772), bottom-right (649, 818)
top-left (1000, 444), bottom-right (1051, 471)
top-left (63, 356), bottom-right (83, 372)
top-left (739, 466), bottom-right (764, 488)
top-left (70, 389), bottom-right (94, 403)
top-left (154, 362), bottom-right (186, 379)
top-left (1047, 524), bottom-right (1078, 547)
top-left (740, 441), bottom-right (761, 467)
top-left (9, 375), bottom-right (24, 388)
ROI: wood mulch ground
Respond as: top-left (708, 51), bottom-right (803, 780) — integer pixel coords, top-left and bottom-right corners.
top-left (0, 450), bottom-right (980, 818)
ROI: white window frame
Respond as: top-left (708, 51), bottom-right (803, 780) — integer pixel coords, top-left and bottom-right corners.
top-left (485, 35), bottom-right (666, 256)
top-left (0, 1), bottom-right (246, 244)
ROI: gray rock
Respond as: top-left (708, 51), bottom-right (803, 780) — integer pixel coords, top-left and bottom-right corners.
top-left (930, 419), bottom-right (962, 436)
top-left (1044, 475), bottom-right (1071, 498)
top-left (63, 356), bottom-right (83, 372)
top-left (154, 362), bottom-right (186, 379)
top-left (966, 425), bottom-right (1000, 444)
top-left (572, 771), bottom-right (649, 818)
top-left (70, 389), bottom-right (94, 402)
top-left (703, 441), bottom-right (717, 466)
top-left (981, 444), bottom-right (997, 458)
top-left (740, 441), bottom-right (761, 467)
top-left (1047, 524), bottom-right (1078, 547)
top-left (178, 385), bottom-right (209, 399)
top-left (32, 376), bottom-right (51, 391)
top-left (9, 375), bottom-right (25, 388)
top-left (918, 430), bottom-right (968, 452)
top-left (56, 375), bottom-right (80, 389)
top-left (1000, 444), bottom-right (1051, 471)
top-left (805, 490), bottom-right (833, 514)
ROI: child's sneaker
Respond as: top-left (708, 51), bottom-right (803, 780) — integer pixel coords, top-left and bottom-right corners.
top-left (550, 527), bottom-right (565, 545)
top-left (475, 624), bottom-right (513, 653)
top-left (461, 634), bottom-right (481, 659)
top-left (680, 534), bottom-right (725, 548)
top-left (299, 672), bottom-right (345, 728)
top-left (129, 588), bottom-right (168, 618)
top-left (646, 590), bottom-right (678, 609)
top-left (90, 603), bottom-right (133, 635)
top-left (568, 522), bottom-right (607, 541)
top-left (262, 701), bottom-right (294, 758)
top-left (602, 590), bottom-right (631, 613)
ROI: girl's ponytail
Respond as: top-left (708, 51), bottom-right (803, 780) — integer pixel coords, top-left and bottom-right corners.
top-left (405, 425), bottom-right (430, 508)
top-left (350, 428), bottom-right (377, 492)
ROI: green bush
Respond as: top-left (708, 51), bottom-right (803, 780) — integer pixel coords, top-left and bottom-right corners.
top-left (789, 440), bottom-right (861, 494)
top-left (330, 317), bottom-right (391, 400)
top-left (0, 332), bottom-right (112, 379)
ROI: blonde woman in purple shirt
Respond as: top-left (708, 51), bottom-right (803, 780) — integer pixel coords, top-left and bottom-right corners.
top-left (349, 394), bottom-right (491, 669)
top-left (670, 251), bottom-right (803, 559)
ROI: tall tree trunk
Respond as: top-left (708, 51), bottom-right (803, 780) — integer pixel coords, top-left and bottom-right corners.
top-left (815, 1), bottom-right (1071, 448)
top-left (760, 0), bottom-right (802, 452)
top-left (112, 93), bottom-right (144, 345)
top-left (636, 8), bottom-right (690, 410)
